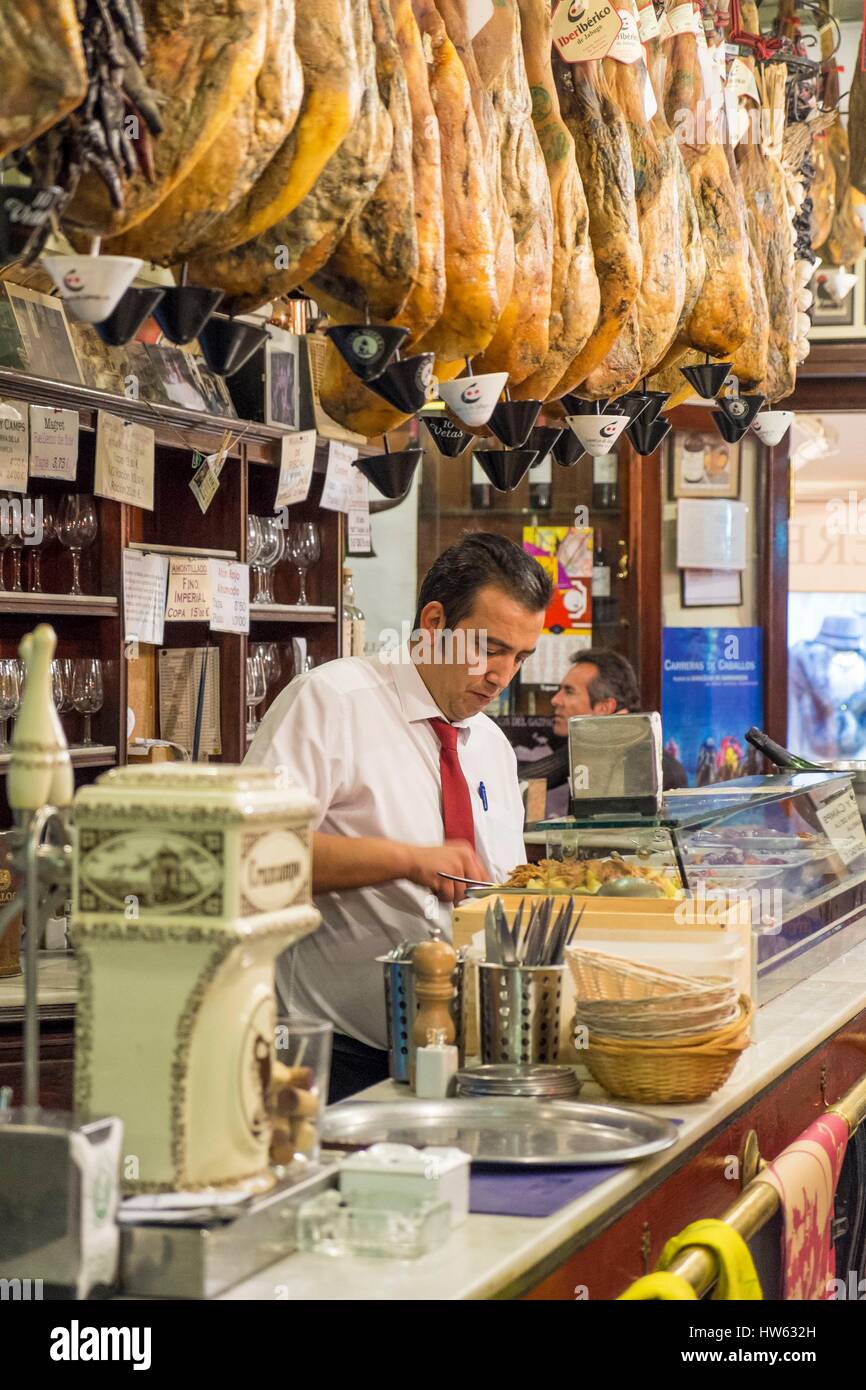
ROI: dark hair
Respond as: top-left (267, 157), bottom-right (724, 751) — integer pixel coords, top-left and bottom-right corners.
top-left (414, 532), bottom-right (552, 628)
top-left (570, 648), bottom-right (641, 712)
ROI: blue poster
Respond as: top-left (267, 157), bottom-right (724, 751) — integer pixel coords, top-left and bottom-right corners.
top-left (662, 628), bottom-right (763, 784)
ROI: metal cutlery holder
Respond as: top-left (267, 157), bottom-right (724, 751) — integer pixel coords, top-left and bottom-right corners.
top-left (380, 954), bottom-right (466, 1084)
top-left (478, 963), bottom-right (565, 1065)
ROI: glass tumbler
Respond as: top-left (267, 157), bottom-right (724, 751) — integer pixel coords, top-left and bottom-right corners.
top-left (271, 1016), bottom-right (333, 1170)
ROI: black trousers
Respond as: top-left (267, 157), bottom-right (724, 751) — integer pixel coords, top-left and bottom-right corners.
top-left (328, 1032), bottom-right (390, 1103)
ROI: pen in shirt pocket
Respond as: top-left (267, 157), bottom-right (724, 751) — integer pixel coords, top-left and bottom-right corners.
top-left (478, 781), bottom-right (488, 811)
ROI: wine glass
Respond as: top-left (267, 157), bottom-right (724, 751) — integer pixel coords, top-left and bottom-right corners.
top-left (58, 494), bottom-right (98, 597)
top-left (288, 522), bottom-right (321, 606)
top-left (246, 651), bottom-right (267, 741)
top-left (253, 641), bottom-right (282, 690)
top-left (247, 513), bottom-right (263, 600)
top-left (29, 498), bottom-right (55, 595)
top-left (253, 517), bottom-right (282, 606)
top-left (266, 520), bottom-right (286, 603)
top-left (5, 500), bottom-right (24, 593)
top-left (71, 657), bottom-right (103, 746)
top-left (0, 658), bottom-right (21, 752)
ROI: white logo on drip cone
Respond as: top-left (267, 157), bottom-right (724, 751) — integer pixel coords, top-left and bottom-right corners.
top-left (351, 331), bottom-right (383, 362)
top-left (599, 421), bottom-right (619, 438)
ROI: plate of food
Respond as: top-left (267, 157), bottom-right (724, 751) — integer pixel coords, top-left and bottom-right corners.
top-left (468, 856), bottom-right (683, 899)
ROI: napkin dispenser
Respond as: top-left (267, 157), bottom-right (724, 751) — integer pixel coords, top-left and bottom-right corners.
top-left (568, 712), bottom-right (663, 817)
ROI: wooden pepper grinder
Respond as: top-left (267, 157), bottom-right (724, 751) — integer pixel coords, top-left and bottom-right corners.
top-left (411, 927), bottom-right (456, 1091)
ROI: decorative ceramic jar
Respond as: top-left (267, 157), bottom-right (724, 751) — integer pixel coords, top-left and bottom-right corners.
top-left (71, 763), bottom-right (320, 1193)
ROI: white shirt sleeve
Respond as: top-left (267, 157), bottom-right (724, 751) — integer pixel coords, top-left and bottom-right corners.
top-left (244, 673), bottom-right (348, 830)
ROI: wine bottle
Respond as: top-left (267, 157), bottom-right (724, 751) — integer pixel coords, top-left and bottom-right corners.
top-left (592, 527), bottom-right (612, 626)
top-left (529, 453), bottom-right (552, 511)
top-left (592, 453), bottom-right (619, 511)
top-left (341, 568), bottom-right (366, 658)
top-left (470, 456), bottom-right (493, 510)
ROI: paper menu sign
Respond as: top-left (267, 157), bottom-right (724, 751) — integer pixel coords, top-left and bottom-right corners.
top-left (165, 555), bottom-right (212, 622)
top-left (158, 646), bottom-right (221, 757)
top-left (608, 7), bottom-right (642, 61)
top-left (320, 440), bottom-right (359, 513)
top-left (521, 630), bottom-right (592, 687)
top-left (346, 464), bottom-right (371, 555)
top-left (0, 401), bottom-right (28, 491)
top-left (122, 548), bottom-right (169, 646)
top-left (28, 405), bottom-right (79, 482)
top-left (95, 411), bottom-right (155, 510)
top-left (814, 786), bottom-right (866, 868)
top-left (676, 499), bottom-right (748, 572)
top-left (551, 0), bottom-right (622, 62)
top-left (207, 558), bottom-right (249, 634)
top-left (275, 429), bottom-right (316, 508)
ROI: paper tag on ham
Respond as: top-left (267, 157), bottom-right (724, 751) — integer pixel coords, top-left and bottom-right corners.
top-left (658, 2), bottom-right (701, 39)
top-left (465, 0), bottom-right (494, 39)
top-left (609, 8), bottom-right (643, 62)
top-left (643, 66), bottom-right (658, 119)
top-left (637, 1), bottom-right (660, 40)
top-left (726, 56), bottom-right (761, 103)
top-left (551, 0), bottom-right (623, 62)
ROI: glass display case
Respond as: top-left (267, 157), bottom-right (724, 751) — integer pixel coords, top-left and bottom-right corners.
top-left (528, 772), bottom-right (866, 1005)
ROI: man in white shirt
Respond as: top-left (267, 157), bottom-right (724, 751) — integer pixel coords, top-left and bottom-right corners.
top-left (245, 532), bottom-right (551, 1097)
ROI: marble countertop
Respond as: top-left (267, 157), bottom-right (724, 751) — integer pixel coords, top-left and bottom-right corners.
top-left (221, 939), bottom-right (866, 1301)
top-left (0, 953), bottom-right (77, 1022)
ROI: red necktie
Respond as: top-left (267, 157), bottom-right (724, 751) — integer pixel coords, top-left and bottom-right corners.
top-left (428, 718), bottom-right (476, 850)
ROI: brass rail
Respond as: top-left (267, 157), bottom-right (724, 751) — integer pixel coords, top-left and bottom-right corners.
top-left (649, 1069), bottom-right (866, 1297)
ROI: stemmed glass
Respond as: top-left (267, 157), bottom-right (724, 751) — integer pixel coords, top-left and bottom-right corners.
top-left (247, 514), bottom-right (263, 602)
top-left (58, 494), bottom-right (98, 597)
top-left (71, 657), bottom-right (103, 746)
top-left (6, 502), bottom-right (24, 593)
top-left (0, 658), bottom-right (21, 752)
top-left (29, 498), bottom-right (55, 594)
top-left (51, 657), bottom-right (74, 735)
top-left (246, 650), bottom-right (267, 741)
top-left (253, 641), bottom-right (281, 691)
top-left (253, 517), bottom-right (282, 605)
top-left (288, 522), bottom-right (321, 606)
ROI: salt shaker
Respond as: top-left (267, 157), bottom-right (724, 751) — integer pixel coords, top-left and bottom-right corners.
top-left (415, 1027), bottom-right (459, 1099)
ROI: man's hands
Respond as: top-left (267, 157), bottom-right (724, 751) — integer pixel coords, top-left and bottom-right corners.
top-left (403, 840), bottom-right (489, 903)
top-left (311, 831), bottom-right (489, 900)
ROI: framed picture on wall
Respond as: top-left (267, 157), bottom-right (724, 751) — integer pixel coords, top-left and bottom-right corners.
top-left (265, 330), bottom-right (300, 428)
top-left (2, 283), bottom-right (82, 385)
top-left (670, 431), bottom-right (741, 500)
top-left (808, 260), bottom-right (866, 340)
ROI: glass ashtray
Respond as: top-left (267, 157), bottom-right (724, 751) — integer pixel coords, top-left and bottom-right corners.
top-left (295, 1189), bottom-right (451, 1259)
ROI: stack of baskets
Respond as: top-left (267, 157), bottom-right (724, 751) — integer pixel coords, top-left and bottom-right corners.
top-left (567, 949), bottom-right (753, 1104)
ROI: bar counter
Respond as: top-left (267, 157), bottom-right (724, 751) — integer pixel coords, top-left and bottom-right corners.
top-left (222, 938), bottom-right (866, 1300)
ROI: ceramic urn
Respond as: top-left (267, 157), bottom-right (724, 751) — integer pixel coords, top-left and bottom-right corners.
top-left (71, 763), bottom-right (320, 1193)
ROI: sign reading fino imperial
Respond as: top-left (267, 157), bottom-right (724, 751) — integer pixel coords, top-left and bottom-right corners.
top-left (72, 764), bottom-right (320, 1195)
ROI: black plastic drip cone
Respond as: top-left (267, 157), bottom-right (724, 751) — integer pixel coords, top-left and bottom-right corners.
top-left (561, 394), bottom-right (609, 415)
top-left (626, 415), bottom-right (671, 456)
top-left (422, 415), bottom-right (473, 457)
top-left (325, 323), bottom-right (409, 382)
top-left (473, 448), bottom-right (538, 491)
top-left (611, 393), bottom-right (651, 424)
top-left (153, 286), bottom-right (224, 345)
top-left (526, 425), bottom-right (564, 459)
top-left (368, 353), bottom-right (434, 414)
top-left (93, 285), bottom-right (165, 347)
top-left (714, 393), bottom-right (766, 430)
top-left (640, 391), bottom-right (671, 426)
top-left (710, 410), bottom-right (751, 444)
top-left (679, 360), bottom-right (733, 400)
top-left (487, 399), bottom-right (542, 447)
top-left (197, 314), bottom-right (269, 377)
top-left (552, 430), bottom-right (585, 467)
top-left (354, 448), bottom-right (422, 500)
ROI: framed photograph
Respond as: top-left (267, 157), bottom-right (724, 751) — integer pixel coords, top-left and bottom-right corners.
top-left (145, 344), bottom-right (209, 411)
top-left (188, 357), bottom-right (238, 418)
top-left (67, 321), bottom-right (127, 395)
top-left (2, 283), bottom-right (82, 384)
top-left (681, 568), bottom-right (744, 608)
top-left (265, 330), bottom-right (299, 428)
top-left (809, 259), bottom-right (866, 341)
top-left (670, 431), bottom-right (741, 499)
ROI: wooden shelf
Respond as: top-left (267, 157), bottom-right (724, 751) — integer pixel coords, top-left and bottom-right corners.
top-left (0, 592), bottom-right (118, 617)
top-left (420, 507), bottom-right (623, 519)
top-left (249, 604), bottom-right (337, 624)
top-left (0, 744), bottom-right (116, 771)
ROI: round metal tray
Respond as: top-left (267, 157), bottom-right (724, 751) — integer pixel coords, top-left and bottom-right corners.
top-left (320, 1097), bottom-right (678, 1167)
